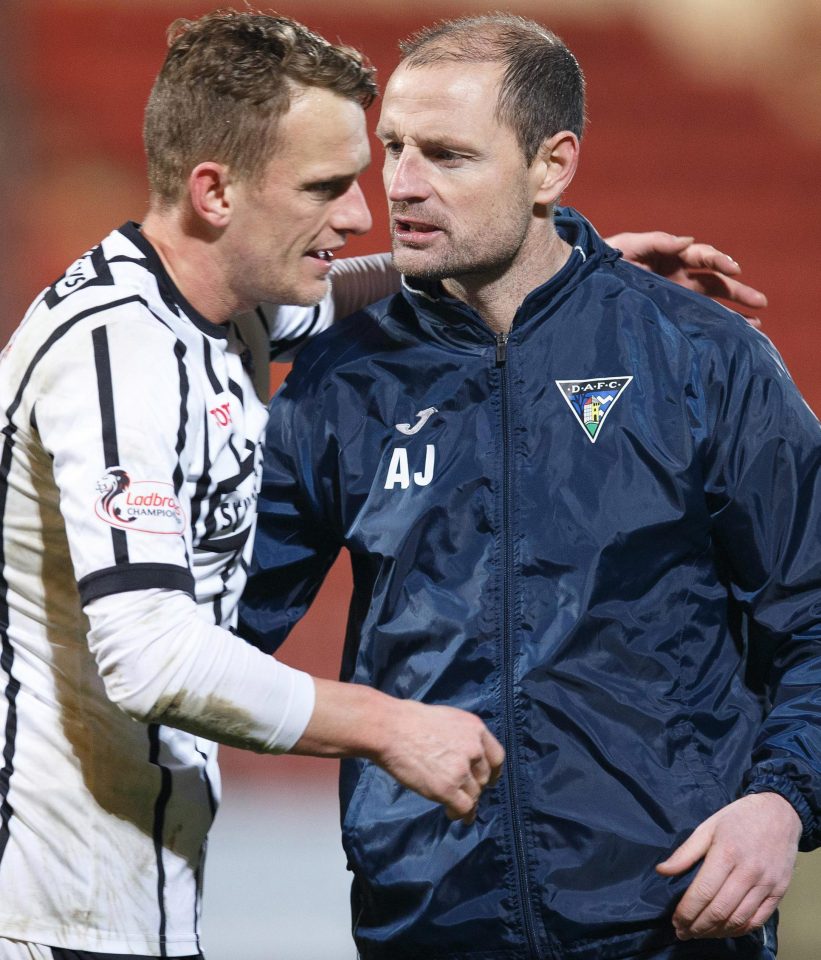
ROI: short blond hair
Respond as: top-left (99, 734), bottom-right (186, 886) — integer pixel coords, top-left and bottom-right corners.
top-left (144, 9), bottom-right (378, 205)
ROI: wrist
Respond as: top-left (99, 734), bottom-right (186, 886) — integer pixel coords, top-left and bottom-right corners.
top-left (291, 677), bottom-right (396, 760)
top-left (353, 684), bottom-right (397, 763)
top-left (744, 774), bottom-right (813, 848)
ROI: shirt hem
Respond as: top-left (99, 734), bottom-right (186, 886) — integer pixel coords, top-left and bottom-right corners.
top-left (0, 919), bottom-right (198, 958)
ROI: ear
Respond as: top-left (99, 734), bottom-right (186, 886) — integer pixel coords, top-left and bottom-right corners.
top-left (188, 162), bottom-right (233, 229)
top-left (531, 131), bottom-right (580, 206)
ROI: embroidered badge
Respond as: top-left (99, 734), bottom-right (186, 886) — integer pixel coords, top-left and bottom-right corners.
top-left (554, 376), bottom-right (633, 444)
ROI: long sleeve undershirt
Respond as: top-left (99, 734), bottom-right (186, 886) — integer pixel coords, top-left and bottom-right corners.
top-left (85, 588), bottom-right (315, 753)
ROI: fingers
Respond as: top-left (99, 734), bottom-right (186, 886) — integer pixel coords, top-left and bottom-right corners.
top-left (656, 818), bottom-right (715, 877)
top-left (482, 728), bottom-right (505, 786)
top-left (444, 779), bottom-right (482, 825)
top-left (682, 270), bottom-right (769, 311)
top-left (447, 730), bottom-right (505, 823)
top-left (381, 703), bottom-right (505, 823)
top-left (471, 752), bottom-right (492, 789)
top-left (670, 243), bottom-right (768, 310)
top-left (669, 850), bottom-right (734, 938)
top-left (605, 231), bottom-right (769, 314)
top-left (604, 231), bottom-right (694, 260)
top-left (673, 868), bottom-right (783, 940)
top-left (660, 794), bottom-right (800, 941)
top-left (675, 243), bottom-right (742, 276)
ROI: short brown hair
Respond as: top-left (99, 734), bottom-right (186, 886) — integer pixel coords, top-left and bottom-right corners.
top-left (144, 9), bottom-right (378, 205)
top-left (400, 14), bottom-right (585, 164)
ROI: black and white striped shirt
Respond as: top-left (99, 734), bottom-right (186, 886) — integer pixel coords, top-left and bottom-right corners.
top-left (0, 224), bottom-right (315, 954)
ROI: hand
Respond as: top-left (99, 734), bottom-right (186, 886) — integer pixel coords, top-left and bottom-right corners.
top-left (656, 792), bottom-right (801, 940)
top-left (375, 698), bottom-right (505, 825)
top-left (294, 679), bottom-right (505, 825)
top-left (606, 231), bottom-right (768, 324)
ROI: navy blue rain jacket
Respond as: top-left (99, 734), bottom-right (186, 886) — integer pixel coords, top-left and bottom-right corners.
top-left (241, 210), bottom-right (821, 960)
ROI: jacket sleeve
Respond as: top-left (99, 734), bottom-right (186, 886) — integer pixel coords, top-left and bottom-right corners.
top-left (239, 372), bottom-right (342, 654)
top-left (699, 322), bottom-right (821, 850)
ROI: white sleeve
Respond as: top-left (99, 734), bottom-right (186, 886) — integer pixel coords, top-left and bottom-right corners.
top-left (85, 588), bottom-right (316, 753)
top-left (261, 252), bottom-right (399, 362)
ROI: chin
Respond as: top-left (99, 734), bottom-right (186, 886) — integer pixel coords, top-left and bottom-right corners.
top-left (391, 250), bottom-right (435, 278)
top-left (394, 258), bottom-right (449, 283)
top-left (284, 277), bottom-right (331, 308)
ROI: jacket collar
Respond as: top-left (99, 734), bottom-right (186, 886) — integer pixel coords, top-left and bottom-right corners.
top-left (397, 207), bottom-right (620, 350)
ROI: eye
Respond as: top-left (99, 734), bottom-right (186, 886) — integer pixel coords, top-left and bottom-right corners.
top-left (305, 179), bottom-right (351, 199)
top-left (383, 141), bottom-right (403, 159)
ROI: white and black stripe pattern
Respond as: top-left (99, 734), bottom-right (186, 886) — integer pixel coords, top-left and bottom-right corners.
top-left (0, 223), bottom-right (268, 955)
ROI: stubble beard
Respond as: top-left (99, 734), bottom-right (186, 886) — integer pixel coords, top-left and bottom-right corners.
top-left (391, 200), bottom-right (534, 287)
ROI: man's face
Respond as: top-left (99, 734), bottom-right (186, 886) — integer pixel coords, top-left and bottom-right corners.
top-left (229, 86), bottom-right (372, 308)
top-left (376, 61), bottom-right (542, 282)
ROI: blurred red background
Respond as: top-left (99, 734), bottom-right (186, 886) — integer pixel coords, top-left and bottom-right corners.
top-left (2, 4), bottom-right (819, 956)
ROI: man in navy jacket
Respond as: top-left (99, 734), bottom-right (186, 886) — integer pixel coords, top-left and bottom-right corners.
top-left (241, 14), bottom-right (820, 960)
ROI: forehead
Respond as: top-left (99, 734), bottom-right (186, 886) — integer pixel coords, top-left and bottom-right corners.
top-left (378, 61), bottom-right (506, 139)
top-left (270, 86), bottom-right (370, 177)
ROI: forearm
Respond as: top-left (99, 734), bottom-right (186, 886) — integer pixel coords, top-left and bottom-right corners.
top-left (328, 252), bottom-right (398, 319)
top-left (742, 629), bottom-right (821, 850)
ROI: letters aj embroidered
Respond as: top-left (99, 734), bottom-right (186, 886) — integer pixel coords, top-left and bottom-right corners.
top-left (384, 444), bottom-right (435, 489)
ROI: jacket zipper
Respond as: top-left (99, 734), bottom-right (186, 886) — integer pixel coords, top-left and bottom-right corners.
top-left (496, 331), bottom-right (540, 959)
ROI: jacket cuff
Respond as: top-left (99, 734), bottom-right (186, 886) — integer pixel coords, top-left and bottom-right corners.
top-left (743, 774), bottom-right (817, 851)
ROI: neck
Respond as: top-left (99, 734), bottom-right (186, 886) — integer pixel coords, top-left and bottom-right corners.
top-left (441, 223), bottom-right (571, 335)
top-left (141, 206), bottom-right (238, 325)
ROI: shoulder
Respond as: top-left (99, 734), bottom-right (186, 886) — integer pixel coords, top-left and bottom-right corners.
top-left (606, 258), bottom-right (777, 367)
top-left (21, 228), bottom-right (178, 348)
top-left (601, 261), bottom-right (811, 437)
top-left (282, 292), bottom-right (410, 396)
top-left (2, 244), bottom-right (200, 426)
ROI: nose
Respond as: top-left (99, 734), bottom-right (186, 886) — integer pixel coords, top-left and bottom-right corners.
top-left (333, 181), bottom-right (372, 237)
top-left (385, 149), bottom-right (429, 203)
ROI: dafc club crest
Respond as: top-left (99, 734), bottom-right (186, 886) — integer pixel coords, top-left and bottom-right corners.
top-left (554, 376), bottom-right (633, 443)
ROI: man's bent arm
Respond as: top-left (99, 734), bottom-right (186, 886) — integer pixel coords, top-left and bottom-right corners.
top-left (87, 588), bottom-right (503, 823)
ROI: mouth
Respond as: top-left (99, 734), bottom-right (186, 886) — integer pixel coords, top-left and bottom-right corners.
top-left (306, 248), bottom-right (336, 261)
top-left (393, 217), bottom-right (444, 245)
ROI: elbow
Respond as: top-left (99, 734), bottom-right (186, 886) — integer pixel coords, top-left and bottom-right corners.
top-left (100, 667), bottom-right (174, 725)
